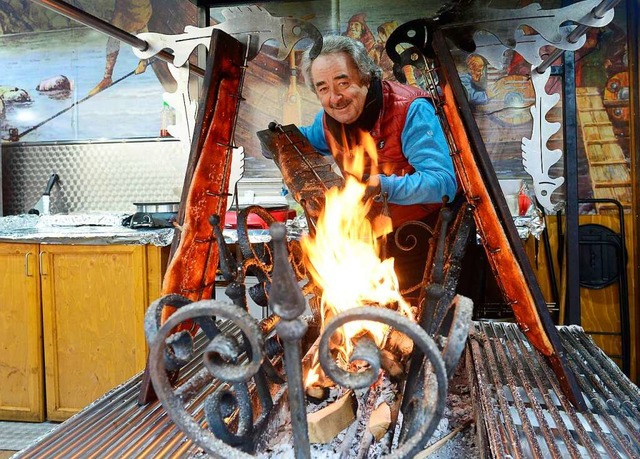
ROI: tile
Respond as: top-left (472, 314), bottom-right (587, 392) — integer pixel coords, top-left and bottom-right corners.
top-left (0, 422), bottom-right (59, 451)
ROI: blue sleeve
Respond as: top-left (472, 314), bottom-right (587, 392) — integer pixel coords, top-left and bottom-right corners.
top-left (378, 98), bottom-right (457, 205)
top-left (298, 111), bottom-right (331, 156)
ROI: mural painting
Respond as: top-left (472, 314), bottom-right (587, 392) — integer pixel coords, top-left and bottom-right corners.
top-left (0, 0), bottom-right (196, 142)
top-left (445, 1), bottom-right (631, 214)
top-left (0, 0), bottom-right (632, 201)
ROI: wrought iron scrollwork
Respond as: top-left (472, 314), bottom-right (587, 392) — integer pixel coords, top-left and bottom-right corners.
top-left (144, 219), bottom-right (469, 458)
top-left (224, 205), bottom-right (309, 310)
top-left (145, 293), bottom-right (221, 371)
top-left (318, 306), bottom-right (448, 458)
top-left (393, 219), bottom-right (435, 297)
top-left (146, 297), bottom-right (273, 458)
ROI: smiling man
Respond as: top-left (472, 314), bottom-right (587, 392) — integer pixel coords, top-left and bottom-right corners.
top-left (299, 35), bottom-right (457, 297)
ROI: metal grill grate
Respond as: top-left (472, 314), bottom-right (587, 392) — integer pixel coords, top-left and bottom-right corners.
top-left (468, 322), bottom-right (640, 458)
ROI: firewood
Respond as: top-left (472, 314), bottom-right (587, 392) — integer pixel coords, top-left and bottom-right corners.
top-left (307, 390), bottom-right (357, 443)
top-left (380, 350), bottom-right (404, 379)
top-left (386, 329), bottom-right (414, 358)
top-left (413, 419), bottom-right (473, 459)
top-left (368, 402), bottom-right (392, 441)
top-left (306, 383), bottom-right (330, 403)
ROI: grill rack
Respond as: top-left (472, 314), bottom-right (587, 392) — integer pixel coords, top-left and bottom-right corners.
top-left (468, 322), bottom-right (640, 458)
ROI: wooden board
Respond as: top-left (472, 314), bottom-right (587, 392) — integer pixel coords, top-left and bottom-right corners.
top-left (161, 29), bottom-right (244, 317)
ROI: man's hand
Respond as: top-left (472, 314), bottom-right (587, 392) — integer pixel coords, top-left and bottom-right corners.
top-left (363, 174), bottom-right (382, 201)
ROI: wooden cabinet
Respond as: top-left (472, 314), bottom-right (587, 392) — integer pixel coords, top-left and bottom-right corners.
top-left (0, 242), bottom-right (169, 422)
top-left (0, 243), bottom-right (45, 422)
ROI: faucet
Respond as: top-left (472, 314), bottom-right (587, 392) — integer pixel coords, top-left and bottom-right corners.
top-left (28, 173), bottom-right (59, 215)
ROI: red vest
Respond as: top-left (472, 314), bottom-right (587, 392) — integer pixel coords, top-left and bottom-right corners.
top-left (324, 80), bottom-right (442, 228)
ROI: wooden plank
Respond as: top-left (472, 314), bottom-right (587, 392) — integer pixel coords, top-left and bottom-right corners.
top-left (432, 30), bottom-right (585, 409)
top-left (577, 87), bottom-right (632, 216)
top-left (139, 29), bottom-right (245, 405)
top-left (588, 160), bottom-right (627, 167)
top-left (593, 180), bottom-right (632, 187)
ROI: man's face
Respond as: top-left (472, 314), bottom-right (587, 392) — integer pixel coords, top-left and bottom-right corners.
top-left (467, 56), bottom-right (485, 82)
top-left (348, 22), bottom-right (363, 39)
top-left (311, 52), bottom-right (369, 125)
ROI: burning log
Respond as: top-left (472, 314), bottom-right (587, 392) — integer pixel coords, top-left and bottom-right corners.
top-left (307, 390), bottom-right (357, 443)
top-left (381, 329), bottom-right (415, 379)
top-left (380, 350), bottom-right (404, 379)
top-left (386, 329), bottom-right (415, 357)
top-left (306, 383), bottom-right (330, 403)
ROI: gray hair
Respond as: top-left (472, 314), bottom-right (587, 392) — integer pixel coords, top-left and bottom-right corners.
top-left (301, 35), bottom-right (382, 94)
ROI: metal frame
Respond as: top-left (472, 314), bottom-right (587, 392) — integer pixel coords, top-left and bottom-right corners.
top-left (626, 0), bottom-right (640, 384)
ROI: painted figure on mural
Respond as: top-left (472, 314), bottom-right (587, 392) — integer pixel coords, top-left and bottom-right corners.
top-left (88, 0), bottom-right (153, 96)
top-left (460, 54), bottom-right (489, 105)
top-left (576, 26), bottom-right (626, 88)
top-left (343, 13), bottom-right (375, 53)
top-left (575, 25), bottom-right (629, 132)
top-left (369, 21), bottom-right (398, 80)
top-left (368, 20), bottom-right (425, 89)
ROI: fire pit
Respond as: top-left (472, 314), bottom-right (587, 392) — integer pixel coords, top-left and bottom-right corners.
top-left (130, 17), bottom-right (583, 458)
top-left (141, 199), bottom-right (474, 458)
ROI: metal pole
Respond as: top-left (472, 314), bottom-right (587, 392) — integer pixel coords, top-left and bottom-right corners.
top-left (563, 49), bottom-right (581, 325)
top-left (535, 0), bottom-right (623, 73)
top-left (29, 0), bottom-right (205, 78)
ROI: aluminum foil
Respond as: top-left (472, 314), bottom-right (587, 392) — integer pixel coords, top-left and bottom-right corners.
top-left (0, 212), bottom-right (308, 247)
top-left (221, 214), bottom-right (309, 244)
top-left (514, 202), bottom-right (546, 241)
top-left (0, 213), bottom-right (174, 246)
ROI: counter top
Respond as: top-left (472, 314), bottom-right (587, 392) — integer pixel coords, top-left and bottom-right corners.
top-left (0, 214), bottom-right (295, 246)
top-left (0, 214), bottom-right (174, 246)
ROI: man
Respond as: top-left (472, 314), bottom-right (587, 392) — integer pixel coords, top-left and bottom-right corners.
top-left (299, 35), bottom-right (457, 297)
top-left (460, 54), bottom-right (489, 105)
top-left (88, 0), bottom-right (153, 96)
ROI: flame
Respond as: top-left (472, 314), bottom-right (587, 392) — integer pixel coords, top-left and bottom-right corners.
top-left (304, 361), bottom-right (321, 387)
top-left (301, 131), bottom-right (413, 387)
top-left (301, 177), bottom-right (413, 366)
top-left (327, 129), bottom-right (379, 180)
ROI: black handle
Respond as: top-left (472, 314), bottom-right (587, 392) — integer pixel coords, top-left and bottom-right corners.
top-left (43, 173), bottom-right (59, 196)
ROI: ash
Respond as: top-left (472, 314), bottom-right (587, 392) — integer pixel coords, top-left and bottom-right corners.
top-left (421, 359), bottom-right (479, 459)
top-left (254, 359), bottom-right (479, 459)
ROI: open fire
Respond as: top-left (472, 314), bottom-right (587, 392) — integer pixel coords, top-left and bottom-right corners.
top-left (300, 131), bottom-right (414, 391)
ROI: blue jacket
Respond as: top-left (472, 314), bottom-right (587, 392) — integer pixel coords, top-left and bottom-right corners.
top-left (299, 95), bottom-right (457, 208)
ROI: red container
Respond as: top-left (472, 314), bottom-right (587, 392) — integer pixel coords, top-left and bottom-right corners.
top-left (224, 206), bottom-right (296, 229)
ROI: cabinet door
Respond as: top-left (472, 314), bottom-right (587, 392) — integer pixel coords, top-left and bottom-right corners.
top-left (40, 245), bottom-right (148, 421)
top-left (0, 243), bottom-right (45, 421)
